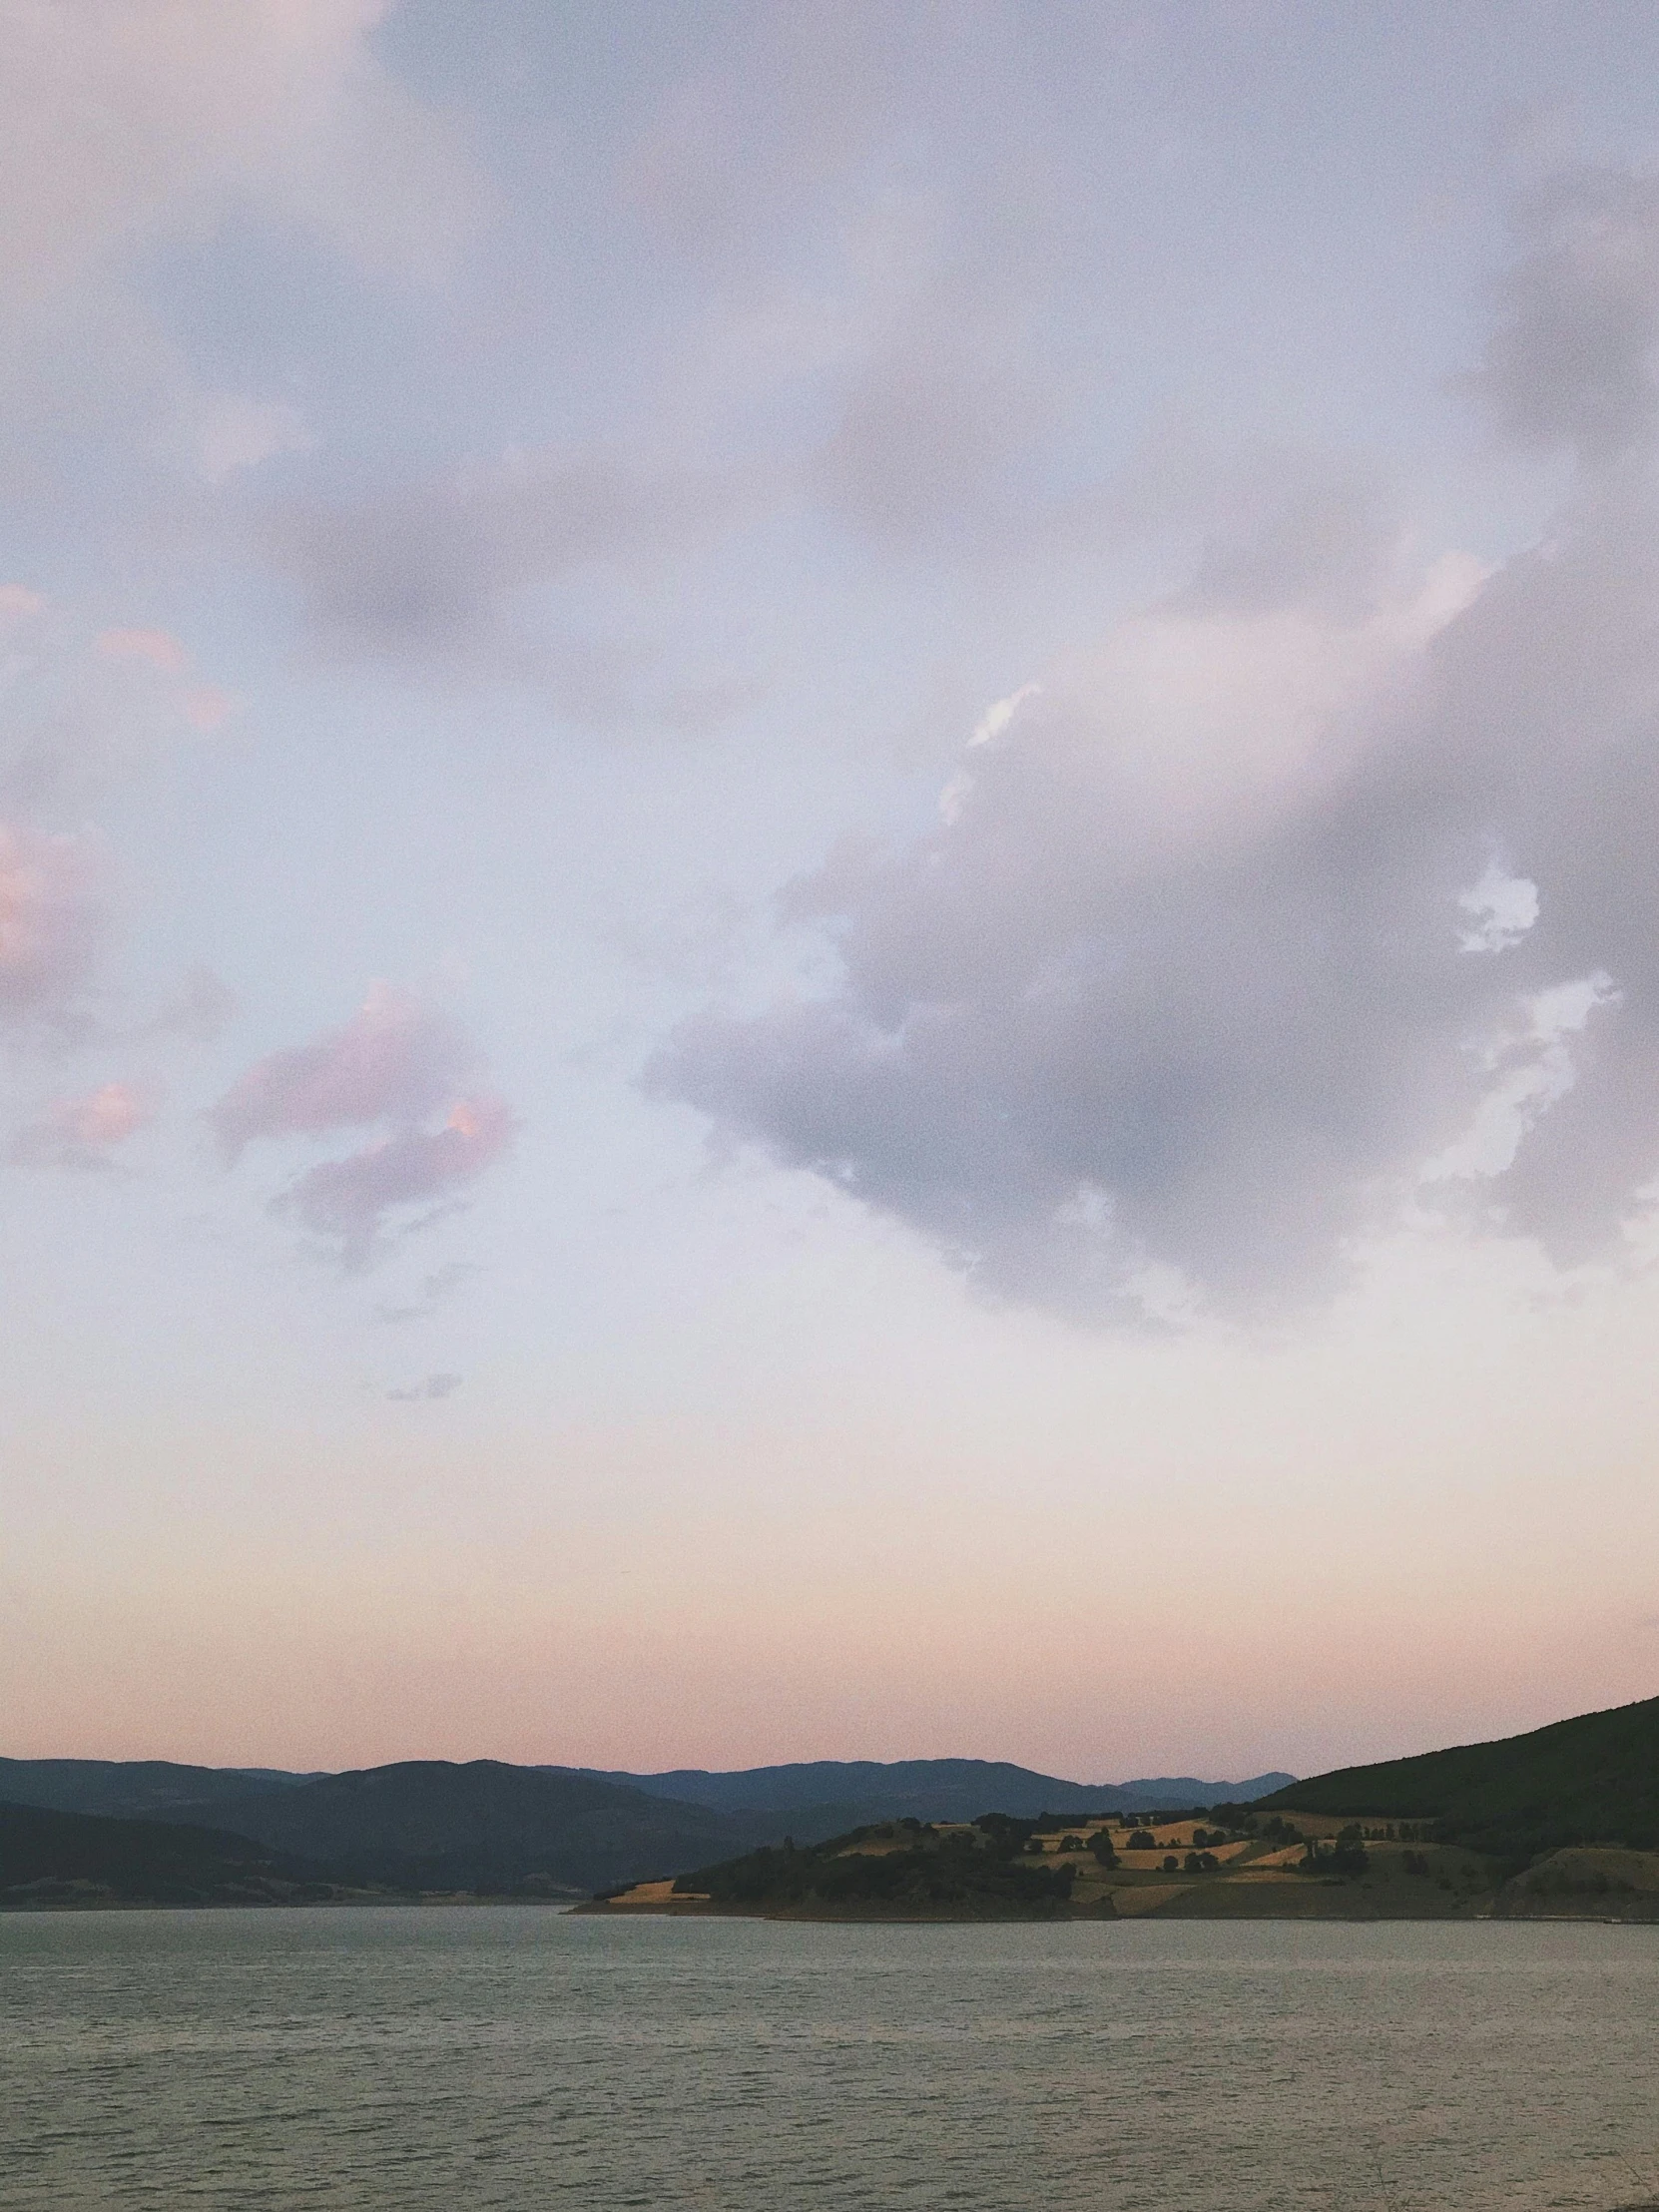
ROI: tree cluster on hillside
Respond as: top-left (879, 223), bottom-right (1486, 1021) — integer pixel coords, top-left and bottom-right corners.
top-left (675, 1823), bottom-right (1079, 1915)
top-left (1253, 1695), bottom-right (1659, 1868)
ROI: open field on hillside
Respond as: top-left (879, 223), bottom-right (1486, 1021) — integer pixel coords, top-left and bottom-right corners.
top-left (587, 1809), bottom-right (1658, 1922)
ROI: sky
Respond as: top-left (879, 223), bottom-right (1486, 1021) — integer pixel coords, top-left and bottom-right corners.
top-left (9, 0), bottom-right (1659, 1783)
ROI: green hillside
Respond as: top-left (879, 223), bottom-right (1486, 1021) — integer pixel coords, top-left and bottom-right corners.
top-left (1257, 1694), bottom-right (1659, 1862)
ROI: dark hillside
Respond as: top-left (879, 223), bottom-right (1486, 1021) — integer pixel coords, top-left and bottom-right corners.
top-left (1257, 1694), bottom-right (1659, 1860)
top-left (193, 1761), bottom-right (779, 1894)
top-left (660, 1820), bottom-right (1088, 1919)
top-left (0, 1759), bottom-right (313, 1821)
top-left (0, 1801), bottom-right (347, 1908)
top-left (572, 1759), bottom-right (1297, 1824)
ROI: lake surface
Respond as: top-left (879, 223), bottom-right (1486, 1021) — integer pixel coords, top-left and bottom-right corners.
top-left (4, 1909), bottom-right (1659, 2210)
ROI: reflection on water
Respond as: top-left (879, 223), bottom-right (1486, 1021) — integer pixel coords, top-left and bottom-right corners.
top-left (4, 1909), bottom-right (1658, 2210)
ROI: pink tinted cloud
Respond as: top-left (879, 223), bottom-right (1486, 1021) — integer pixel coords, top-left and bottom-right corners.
top-left (0, 584), bottom-right (45, 622)
top-left (210, 983), bottom-right (476, 1163)
top-left (10, 1079), bottom-right (159, 1170)
top-left (95, 627), bottom-right (190, 673)
top-left (181, 684), bottom-right (236, 732)
top-left (276, 1094), bottom-right (514, 1264)
top-left (0, 821), bottom-right (106, 1025)
top-left (91, 629), bottom-right (238, 735)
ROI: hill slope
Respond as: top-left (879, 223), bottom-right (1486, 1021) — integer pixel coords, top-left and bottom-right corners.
top-left (651, 1819), bottom-right (1088, 1920)
top-left (0, 1759), bottom-right (314, 1821)
top-left (0, 1757), bottom-right (1296, 1884)
top-left (0, 1801), bottom-right (349, 1908)
top-left (1257, 1694), bottom-right (1659, 1859)
top-left (574, 1760), bottom-right (1297, 1825)
top-left (179, 1761), bottom-right (779, 1894)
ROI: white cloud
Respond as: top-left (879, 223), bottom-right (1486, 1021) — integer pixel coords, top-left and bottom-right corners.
top-left (1426, 974), bottom-right (1620, 1183)
top-left (1458, 861), bottom-right (1540, 954)
top-left (652, 419), bottom-right (1659, 1316)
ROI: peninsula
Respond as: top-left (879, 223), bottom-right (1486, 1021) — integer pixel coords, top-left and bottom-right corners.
top-left (586, 1692), bottom-right (1659, 1924)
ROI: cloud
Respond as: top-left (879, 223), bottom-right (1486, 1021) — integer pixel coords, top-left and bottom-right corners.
top-left (0, 821), bottom-right (107, 1031)
top-left (649, 396), bottom-right (1659, 1318)
top-left (94, 629), bottom-right (238, 732)
top-left (0, 4), bottom-right (482, 514)
top-left (213, 987), bottom-right (513, 1264)
top-left (10, 1079), bottom-right (159, 1171)
top-left (0, 594), bottom-right (237, 814)
top-left (138, 965), bottom-right (239, 1045)
top-left (0, 2), bottom-right (480, 315)
top-left (386, 1371), bottom-right (463, 1402)
top-left (1473, 167), bottom-right (1659, 461)
top-left (196, 395), bottom-right (312, 486)
top-left (1457, 861), bottom-right (1540, 955)
top-left (374, 1259), bottom-right (479, 1324)
top-left (96, 629), bottom-right (190, 675)
top-left (210, 983), bottom-right (476, 1164)
top-left (259, 449), bottom-right (744, 697)
top-left (277, 1096), bottom-right (513, 1266)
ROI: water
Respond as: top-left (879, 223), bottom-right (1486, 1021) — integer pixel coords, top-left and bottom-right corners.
top-left (4, 1909), bottom-right (1658, 2211)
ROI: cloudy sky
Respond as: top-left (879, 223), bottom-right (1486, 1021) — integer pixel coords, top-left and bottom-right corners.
top-left (9, 0), bottom-right (1659, 1782)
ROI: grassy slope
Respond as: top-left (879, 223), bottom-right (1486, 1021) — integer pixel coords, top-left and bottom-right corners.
top-left (1256, 1694), bottom-right (1659, 1859)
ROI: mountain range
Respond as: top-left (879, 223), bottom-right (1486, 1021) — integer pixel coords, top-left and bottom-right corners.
top-left (12, 1696), bottom-right (1659, 1907)
top-left (0, 1755), bottom-right (1292, 1901)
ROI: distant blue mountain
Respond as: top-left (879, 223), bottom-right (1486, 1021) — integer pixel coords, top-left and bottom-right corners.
top-left (571, 1758), bottom-right (1297, 1825)
top-left (1, 1755), bottom-right (1296, 1891)
top-left (0, 1758), bottom-right (318, 1822)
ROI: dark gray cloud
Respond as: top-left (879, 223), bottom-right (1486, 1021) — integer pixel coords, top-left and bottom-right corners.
top-left (259, 451), bottom-right (746, 704)
top-left (374, 1259), bottom-right (480, 1325)
top-left (1473, 168), bottom-right (1659, 460)
top-left (651, 418), bottom-right (1659, 1318)
top-left (387, 1371), bottom-right (463, 1402)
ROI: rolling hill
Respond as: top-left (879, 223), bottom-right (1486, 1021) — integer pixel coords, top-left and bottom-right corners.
top-left (0, 1758), bottom-right (317, 1821)
top-left (571, 1759), bottom-right (1298, 1826)
top-left (1256, 1693), bottom-right (1659, 1860)
top-left (0, 1801), bottom-right (356, 1908)
top-left (145, 1761), bottom-right (782, 1895)
top-left (0, 1756), bottom-right (1297, 1890)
